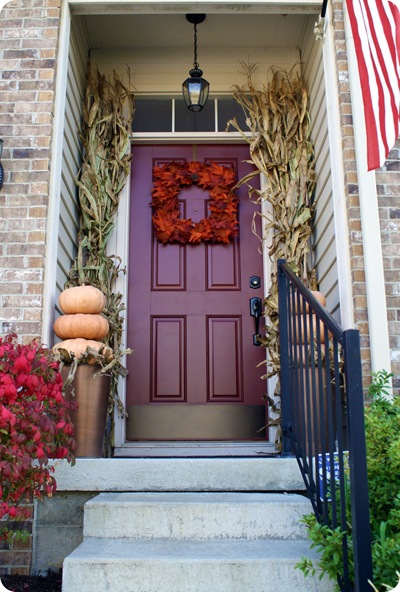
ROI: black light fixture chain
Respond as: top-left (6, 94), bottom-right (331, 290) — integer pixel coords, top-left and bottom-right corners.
top-left (193, 22), bottom-right (199, 69)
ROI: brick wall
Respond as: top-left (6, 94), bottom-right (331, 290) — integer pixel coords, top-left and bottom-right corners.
top-left (0, 0), bottom-right (61, 574)
top-left (0, 0), bottom-right (60, 343)
top-left (0, 500), bottom-right (34, 576)
top-left (376, 139), bottom-right (400, 392)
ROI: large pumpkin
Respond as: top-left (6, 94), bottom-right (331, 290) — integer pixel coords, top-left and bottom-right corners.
top-left (53, 314), bottom-right (109, 340)
top-left (293, 315), bottom-right (332, 344)
top-left (312, 316), bottom-right (332, 344)
top-left (53, 338), bottom-right (112, 359)
top-left (59, 285), bottom-right (106, 315)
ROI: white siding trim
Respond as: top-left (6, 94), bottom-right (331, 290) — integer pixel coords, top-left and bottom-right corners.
top-left (344, 5), bottom-right (391, 374)
top-left (42, 0), bottom-right (72, 345)
top-left (323, 5), bottom-right (354, 329)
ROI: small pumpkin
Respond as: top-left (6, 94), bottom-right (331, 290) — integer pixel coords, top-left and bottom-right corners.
top-left (53, 338), bottom-right (112, 359)
top-left (294, 344), bottom-right (326, 364)
top-left (59, 285), bottom-right (106, 315)
top-left (53, 314), bottom-right (109, 340)
top-left (295, 290), bottom-right (327, 313)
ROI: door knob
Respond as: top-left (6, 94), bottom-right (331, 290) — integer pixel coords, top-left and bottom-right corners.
top-left (249, 297), bottom-right (263, 346)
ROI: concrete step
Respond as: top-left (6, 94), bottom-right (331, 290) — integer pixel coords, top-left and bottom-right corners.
top-left (62, 537), bottom-right (333, 592)
top-left (52, 457), bottom-right (305, 492)
top-left (83, 492), bottom-right (311, 540)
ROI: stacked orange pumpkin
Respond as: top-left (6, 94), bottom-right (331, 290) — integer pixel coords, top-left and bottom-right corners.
top-left (53, 285), bottom-right (110, 359)
top-left (308, 291), bottom-right (330, 343)
top-left (294, 290), bottom-right (330, 344)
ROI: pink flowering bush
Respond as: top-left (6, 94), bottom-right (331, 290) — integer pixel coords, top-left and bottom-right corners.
top-left (0, 333), bottom-right (76, 540)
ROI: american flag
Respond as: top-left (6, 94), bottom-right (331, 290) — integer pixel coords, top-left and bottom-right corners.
top-left (345, 0), bottom-right (400, 170)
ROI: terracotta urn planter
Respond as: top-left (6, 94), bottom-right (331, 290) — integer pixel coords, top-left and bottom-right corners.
top-left (62, 365), bottom-right (111, 458)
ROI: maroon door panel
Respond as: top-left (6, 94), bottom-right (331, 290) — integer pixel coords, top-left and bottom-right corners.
top-left (126, 144), bottom-right (267, 441)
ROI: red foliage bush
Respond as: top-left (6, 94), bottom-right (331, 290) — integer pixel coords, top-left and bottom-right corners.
top-left (0, 334), bottom-right (76, 539)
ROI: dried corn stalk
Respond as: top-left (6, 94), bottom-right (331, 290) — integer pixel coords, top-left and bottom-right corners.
top-left (228, 63), bottom-right (317, 447)
top-left (67, 68), bottom-right (135, 454)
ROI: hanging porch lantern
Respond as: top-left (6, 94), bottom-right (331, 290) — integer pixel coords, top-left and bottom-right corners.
top-left (182, 14), bottom-right (210, 112)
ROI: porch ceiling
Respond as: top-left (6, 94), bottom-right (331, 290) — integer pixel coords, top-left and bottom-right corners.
top-left (82, 10), bottom-right (318, 50)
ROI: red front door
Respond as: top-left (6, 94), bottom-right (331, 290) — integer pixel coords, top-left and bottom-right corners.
top-left (126, 144), bottom-right (267, 440)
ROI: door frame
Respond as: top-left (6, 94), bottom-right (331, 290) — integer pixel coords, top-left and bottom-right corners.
top-left (108, 134), bottom-right (275, 455)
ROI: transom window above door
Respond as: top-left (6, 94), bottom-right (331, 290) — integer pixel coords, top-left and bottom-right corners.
top-left (131, 97), bottom-right (247, 133)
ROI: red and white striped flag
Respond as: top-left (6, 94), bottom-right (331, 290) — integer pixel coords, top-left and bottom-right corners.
top-left (345, 0), bottom-right (400, 170)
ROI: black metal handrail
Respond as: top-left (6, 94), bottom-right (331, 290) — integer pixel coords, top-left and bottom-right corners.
top-left (277, 259), bottom-right (373, 592)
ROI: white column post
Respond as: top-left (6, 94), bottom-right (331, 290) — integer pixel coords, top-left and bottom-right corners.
top-left (343, 3), bottom-right (392, 375)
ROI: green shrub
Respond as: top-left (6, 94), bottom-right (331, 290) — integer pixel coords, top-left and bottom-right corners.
top-left (297, 370), bottom-right (400, 591)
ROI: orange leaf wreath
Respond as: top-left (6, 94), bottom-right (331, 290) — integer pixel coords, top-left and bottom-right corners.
top-left (151, 160), bottom-right (239, 244)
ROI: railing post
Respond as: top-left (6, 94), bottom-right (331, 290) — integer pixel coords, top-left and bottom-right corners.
top-left (278, 259), bottom-right (291, 456)
top-left (343, 329), bottom-right (373, 591)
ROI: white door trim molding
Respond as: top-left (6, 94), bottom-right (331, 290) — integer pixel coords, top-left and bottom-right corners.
top-left (113, 137), bottom-right (270, 450)
top-left (108, 176), bottom-right (131, 448)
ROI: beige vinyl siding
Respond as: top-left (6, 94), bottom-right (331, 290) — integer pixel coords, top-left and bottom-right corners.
top-left (56, 16), bottom-right (88, 316)
top-left (91, 47), bottom-right (301, 94)
top-left (300, 16), bottom-right (340, 320)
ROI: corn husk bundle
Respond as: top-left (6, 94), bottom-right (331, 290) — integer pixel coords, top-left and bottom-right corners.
top-left (228, 63), bottom-right (317, 448)
top-left (66, 68), bottom-right (135, 452)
